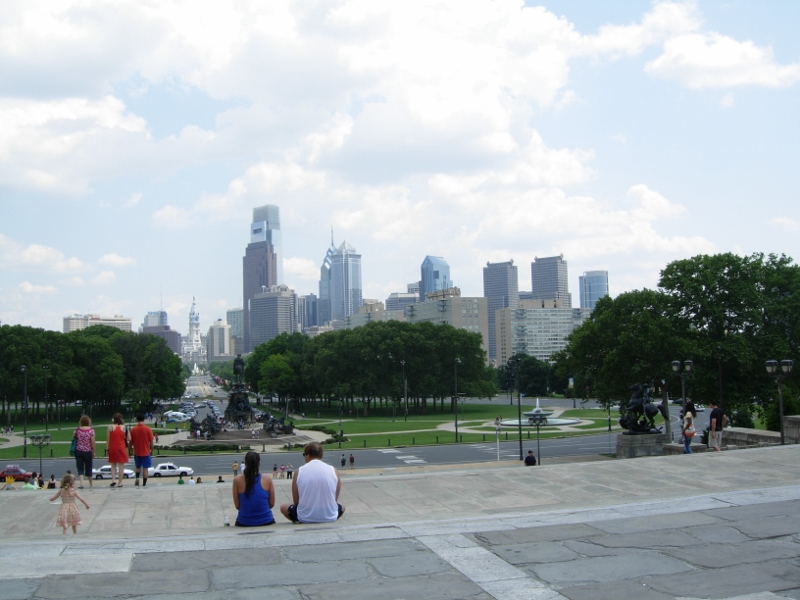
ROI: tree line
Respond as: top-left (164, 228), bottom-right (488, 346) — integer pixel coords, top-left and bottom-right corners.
top-left (554, 252), bottom-right (799, 427)
top-left (0, 324), bottom-right (186, 422)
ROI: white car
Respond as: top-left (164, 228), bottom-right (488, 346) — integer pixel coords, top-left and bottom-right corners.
top-left (147, 463), bottom-right (194, 477)
top-left (92, 465), bottom-right (135, 480)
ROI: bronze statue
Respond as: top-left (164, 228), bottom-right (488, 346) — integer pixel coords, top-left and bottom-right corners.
top-left (619, 382), bottom-right (668, 434)
top-left (233, 354), bottom-right (244, 383)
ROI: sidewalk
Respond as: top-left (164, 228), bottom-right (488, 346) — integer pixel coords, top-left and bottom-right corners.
top-left (1, 445), bottom-right (799, 599)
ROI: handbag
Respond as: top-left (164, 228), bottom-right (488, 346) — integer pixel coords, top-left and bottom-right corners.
top-left (69, 436), bottom-right (78, 456)
top-left (684, 423), bottom-right (696, 438)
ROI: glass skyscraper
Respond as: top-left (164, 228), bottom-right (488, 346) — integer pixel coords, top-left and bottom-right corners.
top-left (419, 255), bottom-right (452, 301)
top-left (531, 255), bottom-right (571, 308)
top-left (330, 240), bottom-right (362, 322)
top-left (483, 260), bottom-right (519, 361)
top-left (243, 204), bottom-right (281, 352)
top-left (579, 270), bottom-right (609, 309)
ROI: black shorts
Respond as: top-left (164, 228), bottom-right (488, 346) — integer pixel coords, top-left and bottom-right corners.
top-left (74, 450), bottom-right (93, 476)
top-left (286, 504), bottom-right (344, 523)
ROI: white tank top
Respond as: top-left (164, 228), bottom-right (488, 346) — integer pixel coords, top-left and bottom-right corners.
top-left (296, 459), bottom-right (339, 523)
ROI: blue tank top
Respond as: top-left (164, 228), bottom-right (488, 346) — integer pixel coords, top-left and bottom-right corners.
top-left (236, 475), bottom-right (274, 526)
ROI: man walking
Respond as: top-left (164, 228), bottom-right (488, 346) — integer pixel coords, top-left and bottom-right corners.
top-left (129, 413), bottom-right (155, 487)
top-left (708, 400), bottom-right (724, 451)
top-left (280, 442), bottom-right (345, 523)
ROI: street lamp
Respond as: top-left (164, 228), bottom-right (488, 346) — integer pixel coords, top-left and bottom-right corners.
top-left (29, 434), bottom-right (51, 477)
top-left (42, 365), bottom-right (49, 432)
top-left (454, 358), bottom-right (461, 443)
top-left (21, 365), bottom-right (28, 459)
top-left (400, 359), bottom-right (408, 422)
top-left (671, 360), bottom-right (693, 441)
top-left (508, 357), bottom-right (523, 461)
top-left (531, 412), bottom-right (544, 465)
top-left (765, 359), bottom-right (793, 445)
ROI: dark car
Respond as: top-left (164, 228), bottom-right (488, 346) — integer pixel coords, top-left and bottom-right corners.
top-left (1, 465), bottom-right (33, 481)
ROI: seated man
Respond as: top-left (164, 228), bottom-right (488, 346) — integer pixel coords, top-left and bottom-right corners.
top-left (280, 442), bottom-right (345, 523)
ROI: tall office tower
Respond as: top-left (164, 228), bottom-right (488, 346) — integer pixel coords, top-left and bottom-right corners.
top-left (419, 256), bottom-right (452, 301)
top-left (301, 293), bottom-right (318, 329)
top-left (243, 204), bottom-right (281, 352)
top-left (206, 319), bottom-right (232, 362)
top-left (407, 281), bottom-right (420, 295)
top-left (483, 260), bottom-right (519, 361)
top-left (531, 254), bottom-right (571, 308)
top-left (318, 234), bottom-right (336, 326)
top-left (226, 308), bottom-right (243, 339)
top-left (142, 310), bottom-right (168, 329)
top-left (141, 325), bottom-right (181, 354)
top-left (249, 284), bottom-right (298, 348)
top-left (330, 240), bottom-right (362, 322)
top-left (579, 270), bottom-right (609, 309)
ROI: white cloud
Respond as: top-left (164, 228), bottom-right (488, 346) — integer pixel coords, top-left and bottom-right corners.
top-left (98, 253), bottom-right (136, 267)
top-left (720, 93), bottom-right (735, 108)
top-left (284, 257), bottom-right (319, 284)
top-left (18, 281), bottom-right (57, 294)
top-left (0, 234), bottom-right (89, 273)
top-left (627, 184), bottom-right (685, 220)
top-left (152, 205), bottom-right (194, 229)
top-left (92, 271), bottom-right (116, 285)
top-left (646, 33), bottom-right (800, 88)
top-left (770, 217), bottom-right (800, 232)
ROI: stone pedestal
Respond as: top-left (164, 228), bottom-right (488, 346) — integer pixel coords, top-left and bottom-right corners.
top-left (616, 433), bottom-right (669, 459)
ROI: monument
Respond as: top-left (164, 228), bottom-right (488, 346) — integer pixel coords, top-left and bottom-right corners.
top-left (224, 354), bottom-right (256, 424)
top-left (616, 381), bottom-right (669, 458)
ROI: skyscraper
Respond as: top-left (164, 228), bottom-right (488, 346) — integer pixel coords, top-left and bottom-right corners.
top-left (531, 255), bottom-right (571, 308)
top-left (483, 260), bottom-right (519, 361)
top-left (249, 284), bottom-right (298, 348)
top-left (419, 256), bottom-right (452, 301)
top-left (579, 270), bottom-right (609, 309)
top-left (318, 234), bottom-right (336, 326)
top-left (329, 240), bottom-right (362, 322)
top-left (243, 204), bottom-right (281, 352)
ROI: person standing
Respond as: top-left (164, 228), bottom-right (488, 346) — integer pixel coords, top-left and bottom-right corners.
top-left (107, 413), bottom-right (129, 488)
top-left (349, 453), bottom-right (355, 470)
top-left (231, 461), bottom-right (239, 479)
top-left (129, 413), bottom-right (155, 487)
top-left (682, 401), bottom-right (698, 454)
top-left (73, 416), bottom-right (96, 489)
top-left (524, 450), bottom-right (537, 466)
top-left (708, 400), bottom-right (724, 451)
top-left (286, 463), bottom-right (293, 480)
top-left (280, 442), bottom-right (344, 523)
top-left (340, 454), bottom-right (346, 469)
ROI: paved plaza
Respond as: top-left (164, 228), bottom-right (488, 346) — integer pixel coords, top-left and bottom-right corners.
top-left (1, 445), bottom-right (799, 599)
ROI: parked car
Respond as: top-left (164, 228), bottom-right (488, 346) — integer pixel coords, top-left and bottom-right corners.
top-left (1, 465), bottom-right (33, 481)
top-left (147, 463), bottom-right (194, 477)
top-left (92, 465), bottom-right (135, 480)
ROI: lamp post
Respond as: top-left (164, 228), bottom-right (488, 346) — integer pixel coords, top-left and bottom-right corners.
top-left (400, 359), bottom-right (407, 422)
top-left (671, 360), bottom-right (692, 441)
top-left (29, 434), bottom-right (51, 477)
top-left (508, 357), bottom-right (523, 461)
top-left (765, 359), bottom-right (793, 445)
top-left (42, 365), bottom-right (49, 432)
top-left (454, 358), bottom-right (461, 443)
top-left (531, 413), bottom-right (544, 465)
top-left (21, 365), bottom-right (28, 459)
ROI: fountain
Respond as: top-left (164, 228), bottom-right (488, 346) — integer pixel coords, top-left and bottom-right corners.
top-left (500, 399), bottom-right (581, 427)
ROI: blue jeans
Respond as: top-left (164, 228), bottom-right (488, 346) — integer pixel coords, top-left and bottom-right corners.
top-left (683, 435), bottom-right (693, 454)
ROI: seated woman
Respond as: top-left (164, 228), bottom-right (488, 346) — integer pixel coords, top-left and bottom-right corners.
top-left (232, 451), bottom-right (275, 526)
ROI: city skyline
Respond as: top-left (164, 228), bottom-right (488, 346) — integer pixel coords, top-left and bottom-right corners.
top-left (2, 1), bottom-right (799, 336)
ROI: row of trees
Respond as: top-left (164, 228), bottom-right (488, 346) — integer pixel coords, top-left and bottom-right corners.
top-left (216, 321), bottom-right (496, 416)
top-left (0, 324), bottom-right (187, 421)
top-left (555, 252), bottom-right (800, 426)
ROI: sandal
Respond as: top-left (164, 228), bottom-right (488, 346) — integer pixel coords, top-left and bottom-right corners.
top-left (110, 482), bottom-right (116, 487)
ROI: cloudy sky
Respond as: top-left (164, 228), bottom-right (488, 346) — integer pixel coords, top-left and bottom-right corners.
top-left (2, 0), bottom-right (799, 336)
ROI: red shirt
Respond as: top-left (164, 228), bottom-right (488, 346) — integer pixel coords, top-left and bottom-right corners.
top-left (129, 423), bottom-right (155, 456)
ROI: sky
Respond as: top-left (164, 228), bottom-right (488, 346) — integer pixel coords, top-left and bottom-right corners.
top-left (2, 0), bottom-right (799, 336)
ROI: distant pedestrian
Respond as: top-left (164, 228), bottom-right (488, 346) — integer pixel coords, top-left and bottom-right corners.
top-left (340, 454), bottom-right (346, 469)
top-left (239, 461), bottom-right (245, 476)
top-left (708, 400), bottom-right (725, 451)
top-left (280, 465), bottom-right (286, 478)
top-left (232, 462), bottom-right (239, 479)
top-left (349, 453), bottom-right (355, 470)
top-left (524, 450), bottom-right (537, 466)
top-left (286, 464), bottom-right (293, 480)
top-left (273, 463), bottom-right (278, 478)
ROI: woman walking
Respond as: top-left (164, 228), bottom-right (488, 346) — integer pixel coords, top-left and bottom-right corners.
top-left (107, 413), bottom-right (129, 488)
top-left (682, 401), bottom-right (698, 454)
top-left (74, 415), bottom-right (96, 489)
